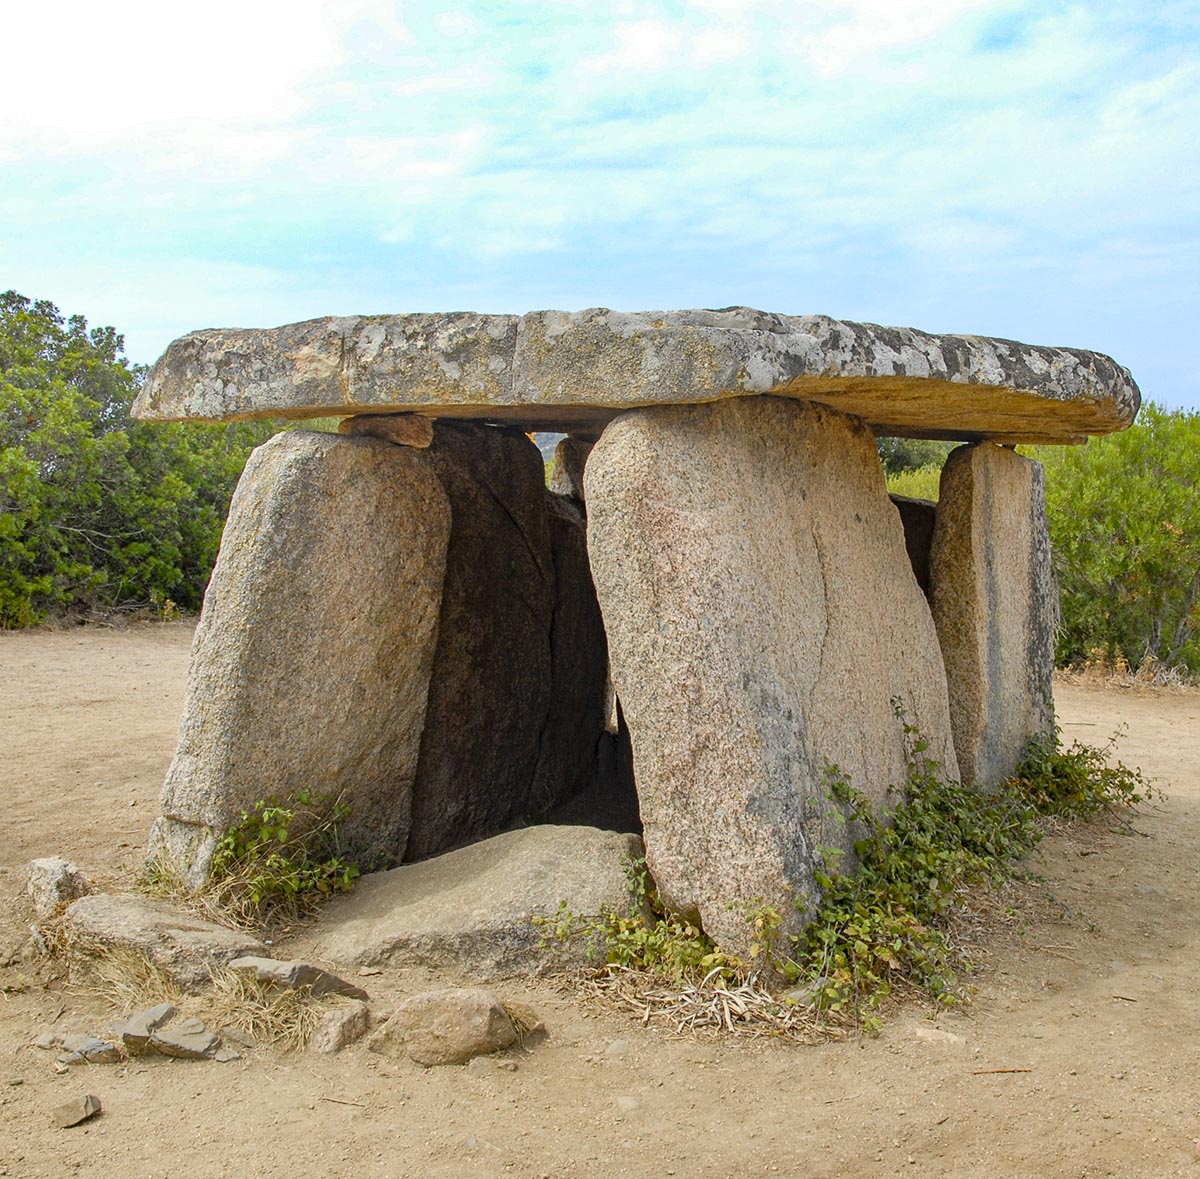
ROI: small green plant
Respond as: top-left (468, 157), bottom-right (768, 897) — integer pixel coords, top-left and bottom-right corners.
top-left (550, 708), bottom-right (1154, 1038)
top-left (540, 857), bottom-right (746, 985)
top-left (208, 789), bottom-right (360, 925)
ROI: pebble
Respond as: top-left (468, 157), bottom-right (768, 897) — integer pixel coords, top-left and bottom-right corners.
top-left (52, 1094), bottom-right (102, 1128)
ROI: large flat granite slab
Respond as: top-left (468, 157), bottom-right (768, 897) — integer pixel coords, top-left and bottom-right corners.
top-left (133, 307), bottom-right (1140, 443)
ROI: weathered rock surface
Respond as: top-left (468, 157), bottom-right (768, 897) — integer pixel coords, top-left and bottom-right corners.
top-left (151, 429), bottom-right (451, 884)
top-left (338, 411), bottom-right (435, 448)
top-left (227, 957), bottom-right (368, 1000)
top-left (585, 396), bottom-right (959, 954)
top-left (407, 424), bottom-right (610, 859)
top-left (136, 308), bottom-right (1140, 444)
top-left (56, 1034), bottom-right (120, 1065)
top-left (405, 423), bottom-right (554, 859)
top-left (367, 988), bottom-right (517, 1066)
top-left (930, 442), bottom-right (1056, 786)
top-left (52, 1094), bottom-right (101, 1128)
top-left (548, 436), bottom-right (593, 501)
top-left (150, 1017), bottom-right (223, 1060)
top-left (62, 894), bottom-right (267, 991)
top-left (113, 1003), bottom-right (177, 1054)
top-left (891, 494), bottom-right (938, 596)
top-left (310, 1000), bottom-right (370, 1054)
top-left (315, 825), bottom-right (645, 975)
top-left (26, 858), bottom-right (88, 919)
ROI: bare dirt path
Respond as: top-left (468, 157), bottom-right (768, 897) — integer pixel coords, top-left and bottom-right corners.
top-left (3, 625), bottom-right (1200, 1178)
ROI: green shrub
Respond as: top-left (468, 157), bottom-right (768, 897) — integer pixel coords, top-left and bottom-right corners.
top-left (208, 789), bottom-right (360, 924)
top-left (885, 463), bottom-right (943, 501)
top-left (0, 290), bottom-right (276, 625)
top-left (553, 710), bottom-right (1153, 1033)
top-left (1031, 403), bottom-right (1200, 674)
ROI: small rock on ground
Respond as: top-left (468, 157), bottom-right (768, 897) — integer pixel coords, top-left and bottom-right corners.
top-left (310, 1000), bottom-right (370, 1055)
top-left (52, 1094), bottom-right (101, 1128)
top-left (26, 858), bottom-right (88, 920)
top-left (367, 988), bottom-right (518, 1067)
top-left (228, 956), bottom-right (368, 1000)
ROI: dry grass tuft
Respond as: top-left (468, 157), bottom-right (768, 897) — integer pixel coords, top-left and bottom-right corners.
top-left (60, 936), bottom-right (183, 1012)
top-left (573, 965), bottom-right (845, 1044)
top-left (201, 966), bottom-right (326, 1051)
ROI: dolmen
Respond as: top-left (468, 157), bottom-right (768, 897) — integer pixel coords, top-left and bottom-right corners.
top-left (135, 308), bottom-right (1140, 956)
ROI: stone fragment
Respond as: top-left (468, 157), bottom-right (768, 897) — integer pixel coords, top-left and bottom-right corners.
top-left (913, 1025), bottom-right (966, 1046)
top-left (368, 989), bottom-right (517, 1066)
top-left (548, 437), bottom-right (593, 502)
top-left (113, 1003), bottom-right (176, 1055)
top-left (58, 1034), bottom-right (119, 1064)
top-left (150, 1017), bottom-right (221, 1060)
top-left (211, 1045), bottom-right (241, 1063)
top-left (585, 397), bottom-right (959, 955)
top-left (52, 1094), bottom-right (101, 1128)
top-left (891, 494), bottom-right (937, 596)
top-left (338, 412), bottom-right (435, 448)
top-left (25, 858), bottom-right (88, 920)
top-left (405, 424), bottom-right (569, 858)
top-left (314, 825), bottom-right (644, 976)
top-left (310, 1000), bottom-right (370, 1054)
top-left (136, 309), bottom-right (1140, 446)
top-left (62, 894), bottom-right (267, 992)
top-left (151, 429), bottom-right (451, 883)
top-left (930, 442), bottom-right (1056, 787)
top-left (227, 957), bottom-right (368, 1000)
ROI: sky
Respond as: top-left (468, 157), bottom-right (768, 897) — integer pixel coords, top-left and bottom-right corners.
top-left (2, 0), bottom-right (1197, 410)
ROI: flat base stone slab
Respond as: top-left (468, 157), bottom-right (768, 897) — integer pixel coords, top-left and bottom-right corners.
top-left (313, 825), bottom-right (645, 977)
top-left (134, 308), bottom-right (1140, 444)
top-left (62, 894), bottom-right (267, 992)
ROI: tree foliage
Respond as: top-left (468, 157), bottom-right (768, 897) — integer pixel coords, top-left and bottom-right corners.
top-left (0, 290), bottom-right (274, 626)
top-left (1032, 404), bottom-right (1200, 674)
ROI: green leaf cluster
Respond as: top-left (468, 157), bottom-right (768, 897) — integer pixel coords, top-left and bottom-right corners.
top-left (209, 789), bottom-right (360, 923)
top-left (1031, 404), bottom-right (1200, 674)
top-left (551, 707), bottom-right (1152, 1034)
top-left (0, 290), bottom-right (276, 626)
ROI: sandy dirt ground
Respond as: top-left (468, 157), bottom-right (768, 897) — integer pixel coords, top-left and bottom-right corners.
top-left (2, 622), bottom-right (1200, 1179)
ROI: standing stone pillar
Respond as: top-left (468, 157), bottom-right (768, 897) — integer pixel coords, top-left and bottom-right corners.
top-left (930, 442), bottom-right (1056, 787)
top-left (149, 430), bottom-right (451, 887)
top-left (585, 397), bottom-right (959, 956)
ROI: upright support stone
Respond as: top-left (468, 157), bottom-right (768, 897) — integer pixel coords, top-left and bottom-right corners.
top-left (930, 442), bottom-right (1056, 787)
top-left (585, 397), bottom-right (959, 955)
top-left (150, 430), bottom-right (450, 886)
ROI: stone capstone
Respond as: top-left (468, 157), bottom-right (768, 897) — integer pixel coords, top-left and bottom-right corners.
top-left (26, 858), bottom-right (88, 919)
top-left (135, 308), bottom-right (1140, 445)
top-left (62, 894), bottom-right (267, 992)
top-left (314, 825), bottom-right (645, 976)
top-left (367, 988), bottom-right (518, 1066)
top-left (150, 429), bottom-right (451, 884)
top-left (585, 396), bottom-right (959, 955)
top-left (930, 442), bottom-right (1057, 787)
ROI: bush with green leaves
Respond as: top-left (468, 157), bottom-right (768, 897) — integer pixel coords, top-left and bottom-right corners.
top-left (553, 710), bottom-right (1153, 1031)
top-left (1031, 404), bottom-right (1200, 674)
top-left (0, 290), bottom-right (276, 626)
top-left (207, 789), bottom-right (360, 924)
